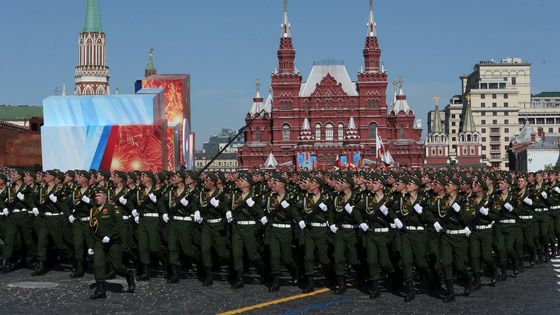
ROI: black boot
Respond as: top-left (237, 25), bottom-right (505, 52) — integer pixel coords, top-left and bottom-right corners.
top-left (126, 270), bottom-right (136, 292)
top-left (253, 259), bottom-right (265, 284)
top-left (499, 265), bottom-right (507, 281)
top-left (404, 283), bottom-right (415, 302)
top-left (464, 272), bottom-right (473, 296)
top-left (335, 276), bottom-right (347, 295)
top-left (31, 260), bottom-right (47, 276)
top-left (106, 266), bottom-right (116, 280)
top-left (544, 245), bottom-right (550, 263)
top-left (269, 274), bottom-right (280, 292)
top-left (288, 263), bottom-right (300, 285)
top-left (203, 268), bottom-right (213, 286)
top-left (168, 264), bottom-right (179, 284)
top-left (90, 281), bottom-right (107, 300)
top-left (138, 264), bottom-right (150, 281)
top-left (231, 271), bottom-right (244, 289)
top-left (513, 258), bottom-right (520, 275)
top-left (473, 273), bottom-right (481, 291)
top-left (3, 258), bottom-right (14, 274)
top-left (70, 260), bottom-right (84, 278)
top-left (489, 265), bottom-right (498, 286)
top-left (444, 281), bottom-right (455, 303)
top-left (369, 280), bottom-right (380, 299)
top-left (302, 275), bottom-right (314, 293)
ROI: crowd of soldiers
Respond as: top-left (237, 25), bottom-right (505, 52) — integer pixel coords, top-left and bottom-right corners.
top-left (0, 167), bottom-right (559, 302)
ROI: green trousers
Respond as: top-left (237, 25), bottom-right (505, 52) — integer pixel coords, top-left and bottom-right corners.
top-left (303, 226), bottom-right (330, 276)
top-left (231, 224), bottom-right (260, 273)
top-left (399, 230), bottom-right (428, 284)
top-left (136, 217), bottom-right (163, 265)
top-left (441, 234), bottom-right (469, 281)
top-left (200, 221), bottom-right (229, 269)
top-left (550, 209), bottom-right (560, 243)
top-left (3, 213), bottom-right (36, 259)
top-left (517, 219), bottom-right (536, 259)
top-left (119, 219), bottom-right (137, 255)
top-left (267, 226), bottom-right (295, 275)
top-left (535, 213), bottom-right (554, 248)
top-left (426, 230), bottom-right (442, 272)
top-left (168, 219), bottom-right (196, 266)
top-left (365, 231), bottom-right (394, 281)
top-left (71, 220), bottom-right (93, 261)
top-left (333, 228), bottom-right (360, 276)
top-left (494, 223), bottom-right (518, 267)
top-left (469, 228), bottom-right (495, 274)
top-left (37, 216), bottom-right (70, 262)
top-left (93, 241), bottom-right (129, 281)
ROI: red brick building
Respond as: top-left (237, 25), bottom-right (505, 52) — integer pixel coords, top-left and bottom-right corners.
top-left (238, 2), bottom-right (423, 169)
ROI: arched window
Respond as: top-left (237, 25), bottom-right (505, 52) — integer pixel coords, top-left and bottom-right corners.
top-left (338, 123), bottom-right (344, 140)
top-left (315, 123), bottom-right (321, 140)
top-left (431, 147), bottom-right (436, 156)
top-left (325, 124), bottom-right (334, 141)
top-left (368, 99), bottom-right (374, 108)
top-left (255, 131), bottom-right (261, 142)
top-left (399, 128), bottom-right (405, 139)
top-left (368, 122), bottom-right (378, 139)
top-left (282, 124), bottom-right (291, 141)
top-left (470, 146), bottom-right (475, 155)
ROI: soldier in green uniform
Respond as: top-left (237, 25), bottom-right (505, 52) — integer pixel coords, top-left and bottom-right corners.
top-left (514, 175), bottom-right (537, 266)
top-left (110, 171), bottom-right (137, 265)
top-left (547, 172), bottom-right (560, 257)
top-left (89, 187), bottom-right (135, 299)
top-left (228, 172), bottom-right (265, 289)
top-left (133, 171), bottom-right (166, 281)
top-left (532, 172), bottom-right (553, 262)
top-left (425, 175), bottom-right (447, 291)
top-left (32, 170), bottom-right (72, 276)
top-left (0, 174), bottom-right (9, 268)
top-left (260, 174), bottom-right (303, 292)
top-left (163, 170), bottom-right (199, 283)
top-left (196, 173), bottom-right (230, 286)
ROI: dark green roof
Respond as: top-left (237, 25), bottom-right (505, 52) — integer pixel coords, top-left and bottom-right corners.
top-left (0, 105), bottom-right (43, 119)
top-left (83, 0), bottom-right (103, 32)
top-left (533, 92), bottom-right (560, 98)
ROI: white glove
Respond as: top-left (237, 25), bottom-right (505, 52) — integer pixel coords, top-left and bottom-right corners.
top-left (16, 192), bottom-right (24, 201)
top-left (180, 197), bottom-right (189, 207)
top-left (260, 216), bottom-right (268, 225)
top-left (148, 193), bottom-right (157, 203)
top-left (452, 203), bottom-right (461, 212)
top-left (2, 208), bottom-right (8, 216)
top-left (479, 207), bottom-right (489, 216)
top-left (81, 195), bottom-right (90, 204)
top-left (210, 197), bottom-right (220, 208)
top-left (88, 248), bottom-right (94, 256)
top-left (541, 191), bottom-right (548, 199)
top-left (102, 236), bottom-right (110, 244)
top-left (523, 197), bottom-right (533, 206)
top-left (465, 227), bottom-right (472, 237)
top-left (394, 218), bottom-right (404, 229)
top-left (134, 216), bottom-right (140, 224)
top-left (49, 194), bottom-right (57, 203)
top-left (319, 202), bottom-right (328, 212)
top-left (68, 215), bottom-right (76, 223)
top-left (379, 204), bottom-right (389, 216)
top-left (414, 203), bottom-right (423, 214)
top-left (360, 223), bottom-right (369, 232)
top-left (298, 220), bottom-right (306, 229)
top-left (554, 187), bottom-right (560, 194)
top-left (433, 222), bottom-right (443, 233)
top-left (194, 210), bottom-right (202, 223)
top-left (32, 208), bottom-right (39, 216)
top-left (226, 211), bottom-right (233, 223)
top-left (131, 209), bottom-right (139, 217)
top-left (504, 202), bottom-right (513, 211)
top-left (119, 195), bottom-right (127, 205)
top-left (246, 197), bottom-right (255, 208)
top-left (281, 200), bottom-right (290, 209)
top-left (162, 213), bottom-right (170, 223)
top-left (330, 224), bottom-right (338, 233)
top-left (344, 203), bottom-right (354, 214)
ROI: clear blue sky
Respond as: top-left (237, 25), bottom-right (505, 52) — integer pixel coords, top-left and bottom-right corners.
top-left (1, 0), bottom-right (558, 148)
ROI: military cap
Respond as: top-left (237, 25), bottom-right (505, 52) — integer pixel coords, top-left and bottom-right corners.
top-left (337, 175), bottom-right (353, 186)
top-left (407, 176), bottom-right (423, 187)
top-left (271, 173), bottom-right (288, 185)
top-left (185, 171), bottom-right (196, 180)
top-left (94, 187), bottom-right (108, 195)
top-left (499, 176), bottom-right (513, 186)
top-left (308, 176), bottom-right (325, 186)
top-left (164, 171), bottom-right (174, 178)
top-left (46, 170), bottom-right (58, 177)
top-left (114, 170), bottom-right (128, 180)
top-left (174, 170), bottom-right (186, 179)
top-left (205, 172), bottom-right (218, 183)
top-left (396, 175), bottom-right (409, 184)
top-left (65, 170), bottom-right (76, 178)
top-left (460, 176), bottom-right (473, 185)
top-left (0, 173), bottom-right (8, 182)
top-left (127, 172), bottom-right (138, 181)
top-left (432, 176), bottom-right (447, 187)
top-left (237, 172), bottom-right (254, 185)
top-left (13, 169), bottom-right (25, 178)
top-left (98, 169), bottom-right (111, 179)
top-left (216, 172), bottom-right (226, 184)
top-left (155, 172), bottom-right (167, 182)
top-left (77, 170), bottom-right (91, 179)
top-left (141, 171), bottom-right (156, 182)
top-left (448, 177), bottom-right (461, 187)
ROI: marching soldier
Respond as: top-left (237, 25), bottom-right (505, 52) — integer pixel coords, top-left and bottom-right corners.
top-left (532, 172), bottom-right (553, 263)
top-left (0, 174), bottom-right (9, 269)
top-left (515, 175), bottom-right (537, 266)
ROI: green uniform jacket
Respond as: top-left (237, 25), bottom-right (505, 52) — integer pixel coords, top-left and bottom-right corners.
top-left (90, 203), bottom-right (124, 241)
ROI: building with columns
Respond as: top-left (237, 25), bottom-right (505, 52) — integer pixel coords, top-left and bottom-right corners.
top-left (238, 0), bottom-right (423, 169)
top-left (74, 0), bottom-right (110, 95)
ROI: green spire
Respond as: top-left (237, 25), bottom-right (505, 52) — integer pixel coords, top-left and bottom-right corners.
top-left (83, 0), bottom-right (103, 33)
top-left (146, 48), bottom-right (155, 70)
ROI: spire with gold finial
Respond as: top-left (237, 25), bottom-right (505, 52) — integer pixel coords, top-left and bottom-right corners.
top-left (432, 96), bottom-right (444, 134)
top-left (145, 48), bottom-right (157, 78)
top-left (281, 0), bottom-right (291, 38)
top-left (461, 95), bottom-right (477, 133)
top-left (250, 79), bottom-right (264, 117)
top-left (367, 0), bottom-right (377, 37)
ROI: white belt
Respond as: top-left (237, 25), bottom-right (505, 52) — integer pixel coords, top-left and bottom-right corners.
top-left (405, 226), bottom-right (424, 231)
top-left (535, 208), bottom-right (549, 212)
top-left (272, 223), bottom-right (291, 229)
top-left (144, 213), bottom-right (159, 217)
top-left (519, 215), bottom-right (533, 220)
top-left (475, 224), bottom-right (493, 230)
top-left (341, 224), bottom-right (357, 229)
top-left (80, 217), bottom-right (90, 222)
top-left (550, 205), bottom-right (560, 210)
top-left (446, 229), bottom-right (467, 235)
top-left (499, 219), bottom-right (516, 224)
top-left (123, 215), bottom-right (131, 220)
top-left (207, 218), bottom-right (222, 224)
top-left (45, 212), bottom-right (61, 216)
top-left (12, 209), bottom-right (27, 213)
top-left (310, 222), bottom-right (327, 227)
top-left (373, 227), bottom-right (389, 233)
top-left (237, 220), bottom-right (256, 225)
top-left (173, 216), bottom-right (192, 221)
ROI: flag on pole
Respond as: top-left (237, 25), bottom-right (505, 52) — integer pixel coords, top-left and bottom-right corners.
top-left (376, 133), bottom-right (394, 165)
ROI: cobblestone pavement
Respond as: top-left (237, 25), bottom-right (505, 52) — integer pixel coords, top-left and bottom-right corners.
top-left (0, 259), bottom-right (559, 315)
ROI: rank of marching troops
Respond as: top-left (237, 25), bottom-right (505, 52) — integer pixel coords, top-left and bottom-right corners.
top-left (1, 168), bottom-right (560, 303)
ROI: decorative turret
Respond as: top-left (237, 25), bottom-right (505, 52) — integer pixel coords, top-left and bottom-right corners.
top-left (277, 0), bottom-right (296, 75)
top-left (249, 79), bottom-right (264, 117)
top-left (345, 117), bottom-right (360, 140)
top-left (363, 0), bottom-right (381, 73)
top-left (457, 95), bottom-right (483, 166)
top-left (145, 48), bottom-right (157, 78)
top-left (298, 117), bottom-right (314, 141)
top-left (425, 96), bottom-right (449, 166)
top-left (390, 79), bottom-right (413, 115)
